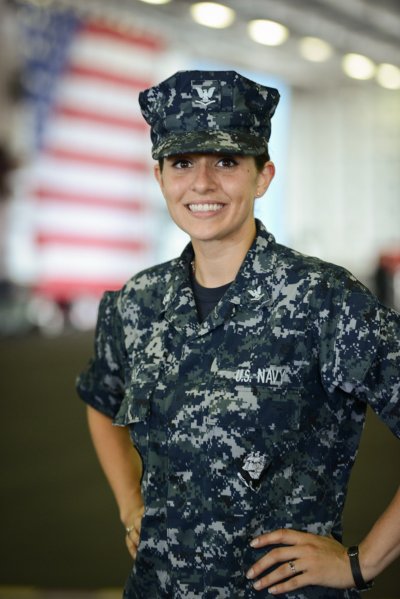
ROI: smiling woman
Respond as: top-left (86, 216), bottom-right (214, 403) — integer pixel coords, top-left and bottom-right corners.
top-left (153, 153), bottom-right (275, 286)
top-left (76, 69), bottom-right (400, 598)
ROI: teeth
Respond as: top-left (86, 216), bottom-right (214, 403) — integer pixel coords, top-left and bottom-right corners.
top-left (188, 203), bottom-right (223, 213)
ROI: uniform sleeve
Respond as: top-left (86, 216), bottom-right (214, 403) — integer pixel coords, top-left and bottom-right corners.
top-left (352, 303), bottom-right (400, 436)
top-left (320, 280), bottom-right (400, 438)
top-left (76, 291), bottom-right (127, 419)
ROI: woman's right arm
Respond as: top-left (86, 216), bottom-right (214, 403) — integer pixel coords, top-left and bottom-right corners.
top-left (87, 405), bottom-right (144, 559)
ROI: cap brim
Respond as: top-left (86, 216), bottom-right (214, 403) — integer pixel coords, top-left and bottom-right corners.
top-left (152, 130), bottom-right (268, 159)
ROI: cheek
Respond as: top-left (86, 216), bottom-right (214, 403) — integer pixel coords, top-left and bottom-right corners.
top-left (164, 179), bottom-right (186, 201)
top-left (164, 195), bottom-right (186, 224)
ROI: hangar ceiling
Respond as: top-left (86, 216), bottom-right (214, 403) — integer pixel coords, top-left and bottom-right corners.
top-left (68, 0), bottom-right (400, 88)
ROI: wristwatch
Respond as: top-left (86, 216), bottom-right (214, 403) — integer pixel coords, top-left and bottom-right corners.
top-left (347, 546), bottom-right (374, 592)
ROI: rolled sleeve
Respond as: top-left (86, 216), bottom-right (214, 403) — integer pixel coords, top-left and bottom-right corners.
top-left (76, 291), bottom-right (127, 419)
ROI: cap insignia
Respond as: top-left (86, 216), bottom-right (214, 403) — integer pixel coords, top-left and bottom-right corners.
top-left (191, 80), bottom-right (220, 109)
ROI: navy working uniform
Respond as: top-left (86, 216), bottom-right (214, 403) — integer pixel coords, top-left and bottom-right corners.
top-left (77, 220), bottom-right (400, 598)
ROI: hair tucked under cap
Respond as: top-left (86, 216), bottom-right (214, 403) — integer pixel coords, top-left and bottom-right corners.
top-left (139, 70), bottom-right (280, 159)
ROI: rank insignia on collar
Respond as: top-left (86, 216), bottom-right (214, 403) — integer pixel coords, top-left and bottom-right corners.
top-left (248, 286), bottom-right (263, 301)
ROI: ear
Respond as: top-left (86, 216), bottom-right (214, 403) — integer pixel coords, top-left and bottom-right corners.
top-left (154, 162), bottom-right (162, 188)
top-left (256, 161), bottom-right (275, 197)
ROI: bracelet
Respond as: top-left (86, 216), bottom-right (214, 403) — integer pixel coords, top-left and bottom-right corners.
top-left (347, 546), bottom-right (374, 592)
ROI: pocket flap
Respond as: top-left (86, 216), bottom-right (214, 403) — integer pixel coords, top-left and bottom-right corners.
top-left (113, 383), bottom-right (152, 426)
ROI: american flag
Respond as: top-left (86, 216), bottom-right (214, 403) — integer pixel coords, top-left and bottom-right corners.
top-left (18, 4), bottom-right (167, 301)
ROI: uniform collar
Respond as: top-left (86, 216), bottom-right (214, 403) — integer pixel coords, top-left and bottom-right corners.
top-left (162, 220), bottom-right (284, 335)
top-left (162, 244), bottom-right (198, 337)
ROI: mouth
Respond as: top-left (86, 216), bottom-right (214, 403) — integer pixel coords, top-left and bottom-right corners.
top-left (187, 203), bottom-right (224, 213)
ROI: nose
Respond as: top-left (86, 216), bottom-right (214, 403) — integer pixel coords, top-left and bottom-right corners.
top-left (191, 160), bottom-right (217, 194)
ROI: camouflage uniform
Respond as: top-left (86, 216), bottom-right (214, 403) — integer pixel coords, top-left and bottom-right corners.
top-left (77, 220), bottom-right (400, 599)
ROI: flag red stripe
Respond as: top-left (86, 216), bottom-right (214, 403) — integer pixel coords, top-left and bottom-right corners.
top-left (53, 105), bottom-right (148, 131)
top-left (66, 64), bottom-right (153, 89)
top-left (43, 147), bottom-right (149, 171)
top-left (34, 187), bottom-right (148, 212)
top-left (83, 21), bottom-right (165, 52)
top-left (34, 279), bottom-right (126, 300)
top-left (36, 232), bottom-right (150, 252)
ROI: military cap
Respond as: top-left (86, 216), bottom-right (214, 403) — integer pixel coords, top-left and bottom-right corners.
top-left (139, 70), bottom-right (280, 159)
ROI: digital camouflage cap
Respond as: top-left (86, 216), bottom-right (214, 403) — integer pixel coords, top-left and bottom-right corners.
top-left (139, 70), bottom-right (280, 159)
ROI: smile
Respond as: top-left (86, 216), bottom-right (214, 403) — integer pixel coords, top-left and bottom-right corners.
top-left (188, 203), bottom-right (224, 213)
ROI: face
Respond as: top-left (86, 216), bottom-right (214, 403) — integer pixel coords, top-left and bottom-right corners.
top-left (154, 153), bottom-right (275, 248)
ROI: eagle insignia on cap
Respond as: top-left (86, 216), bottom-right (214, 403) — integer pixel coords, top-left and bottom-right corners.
top-left (192, 80), bottom-right (219, 108)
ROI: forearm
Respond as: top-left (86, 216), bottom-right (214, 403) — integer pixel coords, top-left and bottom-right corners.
top-left (87, 405), bottom-right (143, 526)
top-left (246, 485), bottom-right (400, 593)
top-left (359, 485), bottom-right (400, 581)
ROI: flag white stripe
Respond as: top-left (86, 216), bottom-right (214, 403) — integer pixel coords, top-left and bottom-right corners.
top-left (35, 204), bottom-right (156, 239)
top-left (68, 34), bottom-right (160, 80)
top-left (31, 156), bottom-right (154, 196)
top-left (37, 246), bottom-right (154, 279)
top-left (42, 117), bottom-right (151, 160)
top-left (54, 76), bottom-right (145, 118)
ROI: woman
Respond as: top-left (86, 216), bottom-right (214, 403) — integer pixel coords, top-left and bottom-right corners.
top-left (77, 70), bottom-right (400, 598)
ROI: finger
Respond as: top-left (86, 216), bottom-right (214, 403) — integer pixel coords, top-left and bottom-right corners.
top-left (134, 511), bottom-right (144, 532)
top-left (126, 522), bottom-right (141, 544)
top-left (258, 572), bottom-right (306, 595)
top-left (125, 535), bottom-right (138, 560)
top-left (251, 528), bottom-right (308, 548)
top-left (252, 560), bottom-right (306, 592)
top-left (247, 546), bottom-right (302, 579)
top-left (128, 528), bottom-right (140, 546)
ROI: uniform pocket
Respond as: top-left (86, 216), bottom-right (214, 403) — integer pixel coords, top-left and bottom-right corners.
top-left (216, 384), bottom-right (301, 454)
top-left (113, 349), bottom-right (162, 426)
top-left (235, 387), bottom-right (301, 501)
top-left (113, 383), bottom-right (152, 426)
top-left (208, 383), bottom-right (302, 518)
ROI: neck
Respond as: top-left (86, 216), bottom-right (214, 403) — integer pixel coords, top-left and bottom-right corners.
top-left (191, 226), bottom-right (256, 288)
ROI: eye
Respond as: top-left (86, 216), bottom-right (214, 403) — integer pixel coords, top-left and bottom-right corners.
top-left (171, 158), bottom-right (193, 169)
top-left (217, 156), bottom-right (238, 168)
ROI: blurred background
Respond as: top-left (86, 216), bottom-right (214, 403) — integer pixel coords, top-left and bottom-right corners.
top-left (0, 0), bottom-right (399, 597)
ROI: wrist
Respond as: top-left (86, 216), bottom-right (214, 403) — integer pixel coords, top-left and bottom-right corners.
top-left (119, 490), bottom-right (144, 526)
top-left (347, 545), bottom-right (374, 591)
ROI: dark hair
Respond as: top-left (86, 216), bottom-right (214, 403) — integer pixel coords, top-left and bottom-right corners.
top-left (254, 150), bottom-right (270, 172)
top-left (158, 149), bottom-right (270, 173)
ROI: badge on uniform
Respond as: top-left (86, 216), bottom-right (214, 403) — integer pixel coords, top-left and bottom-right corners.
top-left (238, 451), bottom-right (269, 492)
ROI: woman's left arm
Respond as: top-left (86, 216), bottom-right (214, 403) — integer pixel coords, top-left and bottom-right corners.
top-left (246, 486), bottom-right (400, 594)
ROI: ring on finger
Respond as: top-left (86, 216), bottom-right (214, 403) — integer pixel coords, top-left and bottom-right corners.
top-left (125, 525), bottom-right (135, 538)
top-left (288, 560), bottom-right (296, 576)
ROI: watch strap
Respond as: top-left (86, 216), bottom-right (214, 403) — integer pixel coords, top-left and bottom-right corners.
top-left (347, 545), bottom-right (374, 591)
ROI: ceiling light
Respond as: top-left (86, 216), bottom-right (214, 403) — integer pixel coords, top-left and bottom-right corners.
top-left (137, 0), bottom-right (171, 4)
top-left (247, 20), bottom-right (289, 47)
top-left (299, 37), bottom-right (333, 62)
top-left (22, 0), bottom-right (54, 5)
top-left (190, 2), bottom-right (236, 29)
top-left (376, 63), bottom-right (400, 90)
top-left (342, 53), bottom-right (376, 80)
